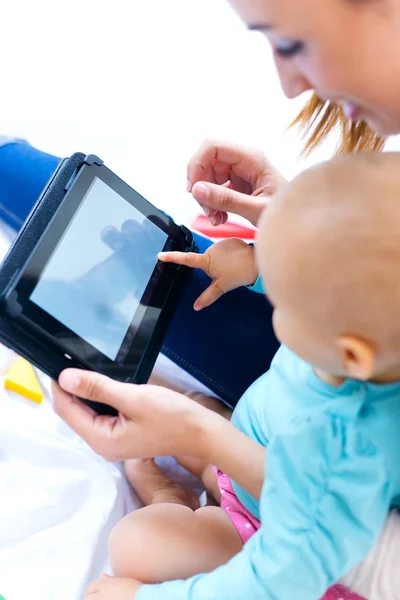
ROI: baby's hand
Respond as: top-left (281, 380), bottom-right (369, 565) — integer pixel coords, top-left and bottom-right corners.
top-left (158, 238), bottom-right (258, 310)
top-left (85, 575), bottom-right (142, 599)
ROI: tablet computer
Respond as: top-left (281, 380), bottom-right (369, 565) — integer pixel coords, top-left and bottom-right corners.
top-left (0, 153), bottom-right (196, 415)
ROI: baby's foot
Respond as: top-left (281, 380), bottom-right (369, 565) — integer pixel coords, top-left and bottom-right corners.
top-left (86, 575), bottom-right (142, 600)
top-left (125, 458), bottom-right (200, 510)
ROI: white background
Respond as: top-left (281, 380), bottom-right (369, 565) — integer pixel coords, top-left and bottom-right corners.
top-left (1, 0), bottom-right (399, 227)
top-left (0, 0), bottom-right (358, 228)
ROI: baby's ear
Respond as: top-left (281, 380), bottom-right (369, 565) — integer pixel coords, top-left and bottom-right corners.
top-left (337, 335), bottom-right (375, 381)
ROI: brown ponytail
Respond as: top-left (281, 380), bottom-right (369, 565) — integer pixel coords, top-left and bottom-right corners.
top-left (291, 93), bottom-right (386, 157)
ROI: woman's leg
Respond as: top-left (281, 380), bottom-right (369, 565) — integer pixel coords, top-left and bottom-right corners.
top-left (0, 139), bottom-right (279, 407)
top-left (0, 138), bottom-right (59, 229)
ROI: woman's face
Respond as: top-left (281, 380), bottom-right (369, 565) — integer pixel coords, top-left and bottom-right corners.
top-left (229, 0), bottom-right (400, 136)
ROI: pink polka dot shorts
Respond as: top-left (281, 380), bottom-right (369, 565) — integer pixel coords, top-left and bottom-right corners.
top-left (321, 585), bottom-right (366, 600)
top-left (213, 466), bottom-right (260, 544)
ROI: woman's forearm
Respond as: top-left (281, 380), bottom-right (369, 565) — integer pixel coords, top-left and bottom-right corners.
top-left (200, 413), bottom-right (265, 499)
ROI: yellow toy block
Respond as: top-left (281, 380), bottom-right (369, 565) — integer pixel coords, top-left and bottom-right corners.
top-left (4, 357), bottom-right (43, 404)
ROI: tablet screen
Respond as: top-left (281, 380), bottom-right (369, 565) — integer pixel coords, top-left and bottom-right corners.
top-left (30, 177), bottom-right (168, 361)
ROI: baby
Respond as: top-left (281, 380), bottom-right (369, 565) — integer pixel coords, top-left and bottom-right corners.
top-left (90, 152), bottom-right (400, 600)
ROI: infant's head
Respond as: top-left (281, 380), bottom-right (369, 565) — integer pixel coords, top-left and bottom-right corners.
top-left (257, 152), bottom-right (400, 381)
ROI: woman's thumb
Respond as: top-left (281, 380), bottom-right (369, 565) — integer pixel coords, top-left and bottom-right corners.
top-left (58, 369), bottom-right (129, 412)
top-left (192, 182), bottom-right (265, 226)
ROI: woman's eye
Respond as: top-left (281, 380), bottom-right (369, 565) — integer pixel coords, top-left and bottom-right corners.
top-left (274, 39), bottom-right (304, 58)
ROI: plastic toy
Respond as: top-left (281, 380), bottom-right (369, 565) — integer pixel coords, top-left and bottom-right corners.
top-left (191, 214), bottom-right (256, 240)
top-left (4, 356), bottom-right (43, 403)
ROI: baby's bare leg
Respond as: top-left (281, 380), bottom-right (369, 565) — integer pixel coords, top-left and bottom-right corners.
top-left (125, 458), bottom-right (200, 509)
top-left (125, 454), bottom-right (220, 519)
top-left (109, 504), bottom-right (243, 583)
top-left (174, 456), bottom-right (221, 502)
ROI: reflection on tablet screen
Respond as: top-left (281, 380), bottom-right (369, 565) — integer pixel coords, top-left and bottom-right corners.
top-left (30, 177), bottom-right (168, 360)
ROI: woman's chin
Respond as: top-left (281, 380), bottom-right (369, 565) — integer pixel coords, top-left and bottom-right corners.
top-left (364, 115), bottom-right (400, 138)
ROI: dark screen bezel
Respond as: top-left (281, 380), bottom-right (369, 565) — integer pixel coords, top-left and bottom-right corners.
top-left (8, 163), bottom-right (187, 380)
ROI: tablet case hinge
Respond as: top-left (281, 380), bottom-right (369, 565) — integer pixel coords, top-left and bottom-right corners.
top-left (180, 225), bottom-right (198, 253)
top-left (84, 155), bottom-right (103, 167)
top-left (65, 155), bottom-right (104, 191)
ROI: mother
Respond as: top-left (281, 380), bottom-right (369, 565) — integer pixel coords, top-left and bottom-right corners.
top-left (52, 0), bottom-right (400, 460)
top-left (2, 0), bottom-right (398, 598)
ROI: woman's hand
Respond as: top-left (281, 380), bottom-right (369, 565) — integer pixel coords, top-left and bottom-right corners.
top-left (159, 238), bottom-right (258, 310)
top-left (187, 140), bottom-right (287, 226)
top-left (52, 370), bottom-right (221, 462)
top-left (53, 368), bottom-right (265, 499)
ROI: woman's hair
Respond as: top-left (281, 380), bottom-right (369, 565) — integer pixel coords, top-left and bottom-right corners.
top-left (291, 93), bottom-right (386, 157)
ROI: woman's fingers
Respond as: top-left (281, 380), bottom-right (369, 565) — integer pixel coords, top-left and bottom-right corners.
top-left (187, 139), bottom-right (265, 190)
top-left (194, 281), bottom-right (226, 311)
top-left (208, 211), bottom-right (228, 226)
top-left (192, 181), bottom-right (266, 227)
top-left (51, 381), bottom-right (118, 453)
top-left (187, 140), bottom-right (286, 226)
top-left (158, 251), bottom-right (210, 273)
top-left (57, 369), bottom-right (137, 416)
top-left (198, 182), bottom-right (230, 225)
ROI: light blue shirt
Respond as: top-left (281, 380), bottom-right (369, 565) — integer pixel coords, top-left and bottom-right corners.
top-left (137, 345), bottom-right (400, 600)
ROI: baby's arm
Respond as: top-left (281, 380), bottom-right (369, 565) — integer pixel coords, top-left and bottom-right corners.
top-left (159, 238), bottom-right (258, 310)
top-left (206, 416), bottom-right (265, 499)
top-left (135, 416), bottom-right (266, 503)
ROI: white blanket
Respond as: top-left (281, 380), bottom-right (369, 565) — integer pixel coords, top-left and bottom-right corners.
top-left (0, 346), bottom-right (205, 600)
top-left (0, 366), bottom-right (125, 600)
top-left (0, 224), bottom-right (204, 600)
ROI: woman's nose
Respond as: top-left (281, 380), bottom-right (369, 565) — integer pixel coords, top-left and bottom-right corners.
top-left (274, 57), bottom-right (312, 99)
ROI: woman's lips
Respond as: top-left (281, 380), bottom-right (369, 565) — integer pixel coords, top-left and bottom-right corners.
top-left (342, 102), bottom-right (360, 122)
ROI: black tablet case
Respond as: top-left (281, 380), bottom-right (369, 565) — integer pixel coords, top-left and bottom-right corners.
top-left (0, 153), bottom-right (196, 415)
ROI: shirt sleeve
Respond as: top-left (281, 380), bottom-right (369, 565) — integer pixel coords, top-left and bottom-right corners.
top-left (136, 416), bottom-right (391, 600)
top-left (246, 244), bottom-right (264, 294)
top-left (247, 273), bottom-right (265, 294)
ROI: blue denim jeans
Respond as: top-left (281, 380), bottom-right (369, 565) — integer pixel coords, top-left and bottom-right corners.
top-left (0, 140), bottom-right (279, 407)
